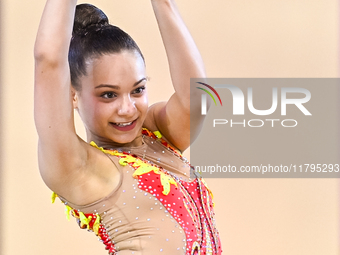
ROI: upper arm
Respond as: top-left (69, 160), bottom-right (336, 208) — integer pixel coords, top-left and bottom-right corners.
top-left (144, 91), bottom-right (206, 153)
top-left (34, 56), bottom-right (88, 190)
top-left (34, 62), bottom-right (116, 204)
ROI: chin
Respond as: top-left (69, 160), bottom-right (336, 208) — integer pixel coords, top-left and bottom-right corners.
top-left (111, 129), bottom-right (142, 145)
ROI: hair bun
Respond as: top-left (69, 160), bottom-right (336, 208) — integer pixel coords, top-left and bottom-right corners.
top-left (73, 4), bottom-right (109, 36)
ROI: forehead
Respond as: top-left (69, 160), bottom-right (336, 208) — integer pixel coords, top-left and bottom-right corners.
top-left (84, 51), bottom-right (146, 88)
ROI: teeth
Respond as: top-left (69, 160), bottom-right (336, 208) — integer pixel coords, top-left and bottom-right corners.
top-left (114, 121), bottom-right (133, 127)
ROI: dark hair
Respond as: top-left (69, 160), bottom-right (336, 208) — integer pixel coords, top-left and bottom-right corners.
top-left (69, 4), bottom-right (144, 90)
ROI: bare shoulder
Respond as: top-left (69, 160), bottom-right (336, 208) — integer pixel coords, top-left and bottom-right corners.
top-left (143, 101), bottom-right (188, 153)
top-left (143, 101), bottom-right (167, 131)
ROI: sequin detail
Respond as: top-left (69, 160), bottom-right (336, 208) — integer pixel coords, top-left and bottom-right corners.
top-left (52, 193), bottom-right (116, 255)
top-left (90, 141), bottom-right (178, 196)
top-left (141, 128), bottom-right (185, 161)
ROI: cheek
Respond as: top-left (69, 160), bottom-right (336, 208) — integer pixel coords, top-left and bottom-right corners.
top-left (92, 102), bottom-right (115, 120)
top-left (79, 98), bottom-right (103, 124)
top-left (138, 96), bottom-right (149, 114)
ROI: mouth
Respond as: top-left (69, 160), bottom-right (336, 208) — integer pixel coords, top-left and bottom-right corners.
top-left (112, 121), bottom-right (134, 127)
top-left (110, 119), bottom-right (138, 131)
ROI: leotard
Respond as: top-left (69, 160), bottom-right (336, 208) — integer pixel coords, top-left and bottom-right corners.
top-left (53, 129), bottom-right (222, 254)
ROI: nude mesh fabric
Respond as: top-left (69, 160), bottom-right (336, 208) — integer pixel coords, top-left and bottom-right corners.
top-left (58, 134), bottom-right (221, 254)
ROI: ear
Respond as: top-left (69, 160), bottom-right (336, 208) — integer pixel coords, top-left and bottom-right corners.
top-left (71, 87), bottom-right (78, 109)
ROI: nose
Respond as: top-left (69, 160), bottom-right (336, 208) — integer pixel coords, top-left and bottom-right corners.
top-left (117, 95), bottom-right (136, 116)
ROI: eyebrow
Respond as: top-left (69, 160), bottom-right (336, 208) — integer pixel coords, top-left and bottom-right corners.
top-left (95, 78), bottom-right (147, 90)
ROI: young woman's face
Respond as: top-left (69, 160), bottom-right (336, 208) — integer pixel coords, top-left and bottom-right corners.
top-left (75, 51), bottom-right (148, 146)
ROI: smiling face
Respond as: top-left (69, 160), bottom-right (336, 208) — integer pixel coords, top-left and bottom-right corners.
top-left (74, 50), bottom-right (148, 147)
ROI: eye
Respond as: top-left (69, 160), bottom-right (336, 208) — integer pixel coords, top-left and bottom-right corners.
top-left (101, 92), bottom-right (116, 99)
top-left (132, 86), bottom-right (146, 95)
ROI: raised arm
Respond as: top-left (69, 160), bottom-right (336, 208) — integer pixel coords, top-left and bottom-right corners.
top-left (34, 0), bottom-right (85, 190)
top-left (34, 0), bottom-right (110, 202)
top-left (145, 0), bottom-right (206, 152)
